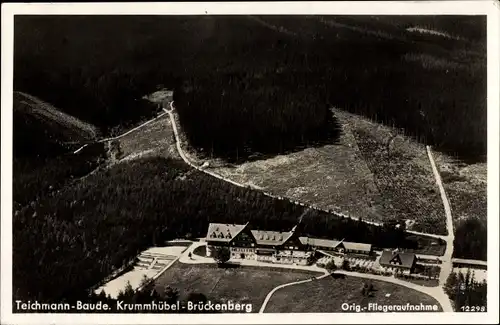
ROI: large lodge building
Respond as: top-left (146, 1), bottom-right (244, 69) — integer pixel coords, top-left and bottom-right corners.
top-left (205, 222), bottom-right (373, 265)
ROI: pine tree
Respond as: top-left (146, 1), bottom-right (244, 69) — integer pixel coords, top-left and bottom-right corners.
top-left (163, 285), bottom-right (180, 304)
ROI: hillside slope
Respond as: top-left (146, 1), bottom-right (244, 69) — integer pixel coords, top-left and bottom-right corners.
top-left (14, 91), bottom-right (99, 159)
top-left (13, 92), bottom-right (105, 207)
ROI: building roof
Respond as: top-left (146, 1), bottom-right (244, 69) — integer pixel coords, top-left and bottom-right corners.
top-left (343, 242), bottom-right (372, 252)
top-left (299, 237), bottom-right (341, 248)
top-left (250, 230), bottom-right (294, 246)
top-left (206, 223), bottom-right (247, 243)
top-left (379, 250), bottom-right (416, 268)
top-left (299, 237), bottom-right (371, 252)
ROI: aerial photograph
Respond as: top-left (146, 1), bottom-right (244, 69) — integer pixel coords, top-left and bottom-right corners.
top-left (11, 14), bottom-right (487, 315)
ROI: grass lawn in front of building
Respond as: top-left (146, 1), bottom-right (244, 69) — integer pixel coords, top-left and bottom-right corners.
top-left (154, 261), bottom-right (320, 312)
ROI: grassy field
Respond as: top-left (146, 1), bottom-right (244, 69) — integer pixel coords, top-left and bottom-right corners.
top-left (264, 274), bottom-right (442, 313)
top-left (154, 262), bottom-right (320, 312)
top-left (115, 114), bottom-right (179, 162)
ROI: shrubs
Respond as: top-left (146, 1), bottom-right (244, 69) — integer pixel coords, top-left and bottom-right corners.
top-left (361, 281), bottom-right (375, 297)
top-left (453, 217), bottom-right (487, 261)
top-left (341, 260), bottom-right (351, 271)
top-left (212, 246), bottom-right (231, 266)
top-left (325, 259), bottom-right (337, 271)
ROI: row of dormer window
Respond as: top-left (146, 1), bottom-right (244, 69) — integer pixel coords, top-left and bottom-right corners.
top-left (210, 231), bottom-right (232, 239)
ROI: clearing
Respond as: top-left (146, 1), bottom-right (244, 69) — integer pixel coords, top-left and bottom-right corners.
top-left (14, 91), bottom-right (99, 141)
top-left (264, 274), bottom-right (442, 313)
top-left (154, 262), bottom-right (320, 312)
top-left (114, 114), bottom-right (178, 162)
top-left (199, 108), bottom-right (448, 235)
top-left (431, 152), bottom-right (487, 260)
top-left (341, 109), bottom-right (448, 235)
top-left (431, 152), bottom-right (486, 226)
top-left (205, 110), bottom-right (384, 222)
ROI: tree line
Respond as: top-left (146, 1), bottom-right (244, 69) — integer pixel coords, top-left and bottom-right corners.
top-left (13, 98), bottom-right (107, 208)
top-left (174, 74), bottom-right (341, 162)
top-left (13, 157), bottom-right (443, 303)
top-left (444, 270), bottom-right (487, 312)
top-left (453, 218), bottom-right (487, 261)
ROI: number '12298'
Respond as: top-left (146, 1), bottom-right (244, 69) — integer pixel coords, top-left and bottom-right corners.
top-left (461, 306), bottom-right (486, 312)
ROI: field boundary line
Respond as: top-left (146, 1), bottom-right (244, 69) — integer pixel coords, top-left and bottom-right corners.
top-left (259, 272), bottom-right (330, 313)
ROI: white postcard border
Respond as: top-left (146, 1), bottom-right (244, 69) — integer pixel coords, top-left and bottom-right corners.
top-left (1, 1), bottom-right (499, 324)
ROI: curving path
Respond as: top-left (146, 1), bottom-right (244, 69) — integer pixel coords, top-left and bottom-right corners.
top-left (259, 272), bottom-right (331, 313)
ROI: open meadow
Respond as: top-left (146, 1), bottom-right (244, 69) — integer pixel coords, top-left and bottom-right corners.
top-left (264, 273), bottom-right (443, 313)
top-left (154, 262), bottom-right (320, 312)
top-left (114, 114), bottom-right (179, 163)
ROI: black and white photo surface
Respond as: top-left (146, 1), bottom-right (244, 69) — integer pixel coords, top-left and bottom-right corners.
top-left (1, 2), bottom-right (499, 324)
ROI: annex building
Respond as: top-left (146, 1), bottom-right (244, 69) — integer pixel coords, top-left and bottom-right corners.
top-left (378, 250), bottom-right (417, 274)
top-left (205, 222), bottom-right (373, 266)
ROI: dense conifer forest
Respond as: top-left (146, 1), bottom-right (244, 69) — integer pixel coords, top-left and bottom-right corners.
top-left (444, 270), bottom-right (487, 311)
top-left (453, 218), bottom-right (487, 261)
top-left (14, 15), bottom-right (486, 162)
top-left (13, 95), bottom-right (106, 208)
top-left (175, 75), bottom-right (341, 161)
top-left (13, 157), bottom-right (443, 303)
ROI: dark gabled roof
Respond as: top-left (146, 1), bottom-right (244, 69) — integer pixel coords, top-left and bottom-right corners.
top-left (379, 250), bottom-right (416, 268)
top-left (206, 223), bottom-right (247, 243)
